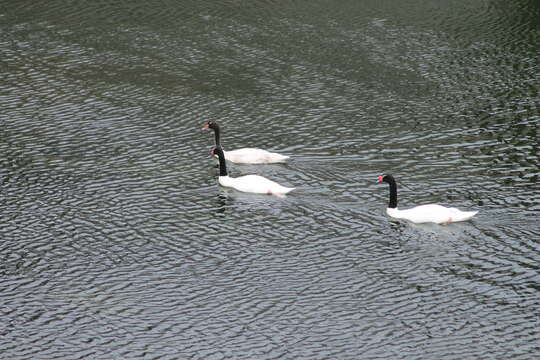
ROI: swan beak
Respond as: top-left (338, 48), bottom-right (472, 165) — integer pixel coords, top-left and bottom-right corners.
top-left (377, 175), bottom-right (383, 183)
top-left (202, 124), bottom-right (209, 130)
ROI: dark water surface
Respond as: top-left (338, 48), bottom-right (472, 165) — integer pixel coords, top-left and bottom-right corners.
top-left (1, 0), bottom-right (539, 359)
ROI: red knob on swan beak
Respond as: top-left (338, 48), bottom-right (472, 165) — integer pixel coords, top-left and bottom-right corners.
top-left (377, 175), bottom-right (384, 183)
top-left (202, 124), bottom-right (209, 130)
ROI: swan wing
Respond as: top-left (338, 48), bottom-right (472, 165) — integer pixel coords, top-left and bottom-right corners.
top-left (389, 204), bottom-right (477, 224)
top-left (224, 148), bottom-right (289, 164)
top-left (219, 175), bottom-right (294, 195)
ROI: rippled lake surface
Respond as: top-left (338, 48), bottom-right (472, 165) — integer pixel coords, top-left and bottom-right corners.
top-left (1, 1), bottom-right (539, 359)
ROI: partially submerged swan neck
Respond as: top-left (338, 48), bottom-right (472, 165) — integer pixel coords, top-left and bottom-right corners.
top-left (212, 146), bottom-right (228, 177)
top-left (378, 174), bottom-right (398, 209)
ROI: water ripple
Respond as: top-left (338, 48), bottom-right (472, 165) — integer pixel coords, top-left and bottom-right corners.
top-left (1, 0), bottom-right (540, 359)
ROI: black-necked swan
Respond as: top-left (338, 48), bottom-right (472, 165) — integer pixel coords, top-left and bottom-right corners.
top-left (377, 174), bottom-right (478, 224)
top-left (202, 121), bottom-right (289, 164)
top-left (211, 146), bottom-right (294, 196)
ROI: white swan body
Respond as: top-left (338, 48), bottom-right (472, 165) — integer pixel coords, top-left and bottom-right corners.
top-left (378, 174), bottom-right (477, 224)
top-left (211, 146), bottom-right (294, 196)
top-left (203, 121), bottom-right (289, 164)
top-left (387, 204), bottom-right (478, 224)
top-left (219, 175), bottom-right (295, 195)
top-left (220, 148), bottom-right (289, 164)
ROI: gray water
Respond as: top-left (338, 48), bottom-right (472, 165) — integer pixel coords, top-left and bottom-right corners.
top-left (1, 0), bottom-right (539, 359)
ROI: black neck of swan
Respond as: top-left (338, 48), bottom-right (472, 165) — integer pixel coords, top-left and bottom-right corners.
top-left (211, 124), bottom-right (221, 146)
top-left (386, 176), bottom-right (398, 209)
top-left (215, 147), bottom-right (228, 177)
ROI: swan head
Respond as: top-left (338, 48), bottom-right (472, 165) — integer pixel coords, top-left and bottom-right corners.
top-left (211, 146), bottom-right (225, 157)
top-left (377, 174), bottom-right (395, 184)
top-left (202, 120), bottom-right (219, 131)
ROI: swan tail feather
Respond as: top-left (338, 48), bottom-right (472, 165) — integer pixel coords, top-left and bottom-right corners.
top-left (452, 210), bottom-right (478, 222)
